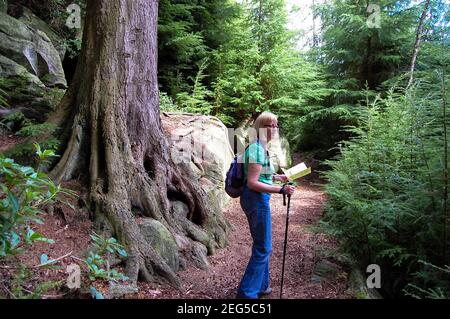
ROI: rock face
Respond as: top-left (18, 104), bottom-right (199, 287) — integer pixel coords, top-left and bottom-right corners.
top-left (139, 218), bottom-right (180, 272)
top-left (0, 10), bottom-right (66, 88)
top-left (18, 7), bottom-right (66, 61)
top-left (0, 54), bottom-right (44, 87)
top-left (158, 113), bottom-right (235, 270)
top-left (161, 112), bottom-right (235, 210)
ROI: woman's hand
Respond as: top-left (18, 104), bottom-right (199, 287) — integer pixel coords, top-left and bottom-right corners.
top-left (280, 184), bottom-right (295, 195)
top-left (274, 174), bottom-right (289, 183)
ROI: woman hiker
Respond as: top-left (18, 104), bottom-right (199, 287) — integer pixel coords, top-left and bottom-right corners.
top-left (236, 111), bottom-right (296, 299)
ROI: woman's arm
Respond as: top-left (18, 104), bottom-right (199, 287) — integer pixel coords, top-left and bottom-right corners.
top-left (247, 164), bottom-right (295, 195)
top-left (247, 163), bottom-right (284, 194)
top-left (272, 174), bottom-right (289, 183)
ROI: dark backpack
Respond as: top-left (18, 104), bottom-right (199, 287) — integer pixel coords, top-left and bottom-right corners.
top-left (224, 145), bottom-right (249, 198)
top-left (224, 141), bottom-right (271, 198)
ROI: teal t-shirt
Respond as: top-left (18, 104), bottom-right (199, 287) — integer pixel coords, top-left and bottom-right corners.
top-left (243, 140), bottom-right (275, 185)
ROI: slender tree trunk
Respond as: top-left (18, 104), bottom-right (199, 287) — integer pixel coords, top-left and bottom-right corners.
top-left (48, 0), bottom-right (228, 287)
top-left (407, 0), bottom-right (431, 89)
top-left (441, 70), bottom-right (448, 265)
top-left (362, 0), bottom-right (373, 89)
top-left (312, 0), bottom-right (318, 47)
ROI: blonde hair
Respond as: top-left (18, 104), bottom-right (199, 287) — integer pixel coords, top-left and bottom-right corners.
top-left (249, 111), bottom-right (278, 143)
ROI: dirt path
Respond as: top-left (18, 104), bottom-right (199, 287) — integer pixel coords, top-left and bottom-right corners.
top-left (139, 180), bottom-right (352, 299)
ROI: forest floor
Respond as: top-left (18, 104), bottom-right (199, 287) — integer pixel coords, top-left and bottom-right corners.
top-left (0, 143), bottom-right (353, 299)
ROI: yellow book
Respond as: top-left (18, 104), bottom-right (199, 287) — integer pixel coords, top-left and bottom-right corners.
top-left (281, 162), bottom-right (312, 181)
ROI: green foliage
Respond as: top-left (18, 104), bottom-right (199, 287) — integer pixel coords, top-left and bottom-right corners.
top-left (315, 0), bottom-right (416, 91)
top-left (85, 232), bottom-right (128, 282)
top-left (209, 11), bottom-right (262, 124)
top-left (208, 0), bottom-right (332, 132)
top-left (16, 123), bottom-right (58, 137)
top-left (0, 143), bottom-right (75, 299)
top-left (0, 144), bottom-right (73, 257)
top-left (63, 38), bottom-right (82, 59)
top-left (322, 68), bottom-right (450, 297)
top-left (300, 0), bottom-right (425, 158)
top-left (404, 261), bottom-right (450, 299)
top-left (176, 59), bottom-right (214, 114)
top-left (158, 0), bottom-right (239, 97)
top-left (10, 263), bottom-right (63, 299)
top-left (159, 91), bottom-right (178, 113)
top-left (0, 111), bottom-right (25, 132)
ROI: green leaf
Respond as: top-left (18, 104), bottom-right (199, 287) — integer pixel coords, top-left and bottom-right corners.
top-left (40, 254), bottom-right (49, 264)
top-left (19, 166), bottom-right (34, 175)
top-left (90, 287), bottom-right (104, 299)
top-left (26, 228), bottom-right (54, 244)
top-left (34, 143), bottom-right (42, 157)
top-left (7, 191), bottom-right (19, 215)
top-left (117, 249), bottom-right (128, 258)
top-left (35, 237), bottom-right (55, 244)
top-left (10, 232), bottom-right (20, 249)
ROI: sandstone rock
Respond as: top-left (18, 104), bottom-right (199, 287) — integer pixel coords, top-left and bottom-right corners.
top-left (0, 54), bottom-right (44, 87)
top-left (161, 113), bottom-right (234, 210)
top-left (18, 6), bottom-right (66, 61)
top-left (0, 11), bottom-right (66, 88)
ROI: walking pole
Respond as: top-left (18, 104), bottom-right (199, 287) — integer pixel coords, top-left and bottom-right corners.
top-left (280, 182), bottom-right (293, 299)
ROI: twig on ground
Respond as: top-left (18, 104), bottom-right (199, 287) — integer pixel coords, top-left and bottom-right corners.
top-left (33, 251), bottom-right (73, 268)
top-left (1, 281), bottom-right (17, 299)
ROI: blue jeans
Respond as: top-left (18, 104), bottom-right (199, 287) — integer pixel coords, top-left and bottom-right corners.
top-left (237, 184), bottom-right (272, 298)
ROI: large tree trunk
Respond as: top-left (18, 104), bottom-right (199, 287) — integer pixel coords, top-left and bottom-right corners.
top-left (48, 0), bottom-right (228, 287)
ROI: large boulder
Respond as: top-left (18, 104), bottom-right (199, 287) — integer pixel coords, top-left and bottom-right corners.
top-left (138, 218), bottom-right (180, 272)
top-left (0, 11), bottom-right (66, 88)
top-left (0, 54), bottom-right (44, 87)
top-left (160, 113), bottom-right (233, 269)
top-left (18, 7), bottom-right (66, 61)
top-left (161, 112), bottom-right (235, 210)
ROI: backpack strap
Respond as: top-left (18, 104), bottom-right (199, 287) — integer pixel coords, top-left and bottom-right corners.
top-left (244, 139), bottom-right (272, 181)
top-left (243, 144), bottom-right (250, 184)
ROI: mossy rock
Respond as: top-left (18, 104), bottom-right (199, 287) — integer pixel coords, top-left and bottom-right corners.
top-left (139, 218), bottom-right (179, 272)
top-left (347, 268), bottom-right (383, 299)
top-left (0, 11), bottom-right (66, 88)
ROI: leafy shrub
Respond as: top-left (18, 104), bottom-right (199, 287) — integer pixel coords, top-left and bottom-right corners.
top-left (322, 76), bottom-right (449, 297)
top-left (85, 232), bottom-right (128, 282)
top-left (0, 144), bottom-right (73, 257)
top-left (16, 123), bottom-right (58, 137)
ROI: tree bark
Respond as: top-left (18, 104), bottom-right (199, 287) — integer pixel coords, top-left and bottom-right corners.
top-left (407, 0), bottom-right (431, 89)
top-left (48, 0), bottom-right (228, 287)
